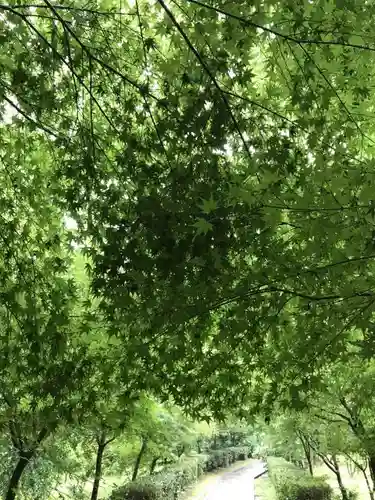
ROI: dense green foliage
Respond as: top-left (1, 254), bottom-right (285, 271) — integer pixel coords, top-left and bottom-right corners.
top-left (2, 0), bottom-right (375, 497)
top-left (3, 0), bottom-right (375, 415)
top-left (268, 457), bottom-right (332, 500)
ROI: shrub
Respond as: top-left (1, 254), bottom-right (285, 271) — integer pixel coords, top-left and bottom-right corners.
top-left (231, 446), bottom-right (249, 461)
top-left (347, 491), bottom-right (358, 500)
top-left (196, 454), bottom-right (208, 477)
top-left (111, 457), bottom-right (203, 500)
top-left (111, 446), bottom-right (251, 499)
top-left (205, 449), bottom-right (229, 471)
top-left (267, 457), bottom-right (332, 500)
top-left (204, 446), bottom-right (251, 471)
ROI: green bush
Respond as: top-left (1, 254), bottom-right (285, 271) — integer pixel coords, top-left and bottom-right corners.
top-left (347, 491), bottom-right (359, 500)
top-left (111, 446), bottom-right (251, 499)
top-left (267, 457), bottom-right (332, 500)
top-left (205, 449), bottom-right (229, 471)
top-left (204, 446), bottom-right (250, 471)
top-left (196, 454), bottom-right (208, 477)
top-left (231, 446), bottom-right (250, 461)
top-left (111, 457), bottom-right (202, 500)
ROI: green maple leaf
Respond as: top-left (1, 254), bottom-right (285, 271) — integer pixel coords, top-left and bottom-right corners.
top-left (199, 196), bottom-right (217, 214)
top-left (193, 218), bottom-right (213, 235)
top-left (144, 37), bottom-right (156, 51)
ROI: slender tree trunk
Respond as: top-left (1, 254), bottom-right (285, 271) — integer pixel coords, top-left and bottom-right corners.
top-left (197, 441), bottom-right (201, 454)
top-left (346, 459), bottom-right (356, 478)
top-left (315, 450), bottom-right (349, 500)
top-left (335, 471), bottom-right (349, 500)
top-left (132, 438), bottom-right (148, 481)
top-left (5, 451), bottom-right (33, 500)
top-left (150, 457), bottom-right (159, 474)
top-left (298, 433), bottom-right (314, 476)
top-left (343, 453), bottom-right (374, 500)
top-left (91, 434), bottom-right (106, 500)
top-left (332, 456), bottom-right (349, 500)
top-left (368, 455), bottom-right (375, 487)
top-left (361, 468), bottom-right (375, 500)
top-left (306, 453), bottom-right (314, 476)
top-left (339, 397), bottom-right (374, 494)
top-left (5, 427), bottom-right (49, 500)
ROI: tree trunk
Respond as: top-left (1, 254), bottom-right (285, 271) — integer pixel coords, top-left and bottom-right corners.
top-left (368, 455), bottom-right (375, 487)
top-left (298, 433), bottom-right (314, 476)
top-left (90, 433), bottom-right (106, 500)
top-left (346, 459), bottom-right (356, 478)
top-left (197, 441), bottom-right (201, 454)
top-left (5, 428), bottom-right (48, 500)
top-left (332, 456), bottom-right (349, 500)
top-left (150, 457), bottom-right (159, 475)
top-left (132, 438), bottom-right (148, 481)
top-left (343, 453), bottom-right (374, 500)
top-left (339, 398), bottom-right (374, 492)
top-left (315, 450), bottom-right (349, 500)
top-left (361, 468), bottom-right (374, 500)
top-left (306, 453), bottom-right (314, 476)
top-left (5, 450), bottom-right (34, 500)
top-left (335, 471), bottom-right (349, 500)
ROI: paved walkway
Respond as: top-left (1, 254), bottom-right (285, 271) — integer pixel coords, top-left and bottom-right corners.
top-left (186, 460), bottom-right (267, 500)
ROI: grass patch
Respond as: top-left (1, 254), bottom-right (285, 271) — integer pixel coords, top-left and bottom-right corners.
top-left (255, 475), bottom-right (276, 500)
top-left (267, 457), bottom-right (332, 500)
top-left (313, 463), bottom-right (370, 500)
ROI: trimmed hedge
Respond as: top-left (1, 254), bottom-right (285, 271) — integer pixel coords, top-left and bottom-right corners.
top-left (205, 446), bottom-right (250, 471)
top-left (111, 446), bottom-right (252, 500)
top-left (110, 457), bottom-right (203, 500)
top-left (267, 457), bottom-right (332, 500)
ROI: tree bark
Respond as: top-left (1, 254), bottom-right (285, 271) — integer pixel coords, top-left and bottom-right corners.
top-left (362, 468), bottom-right (374, 500)
top-left (368, 455), bottom-right (375, 487)
top-left (91, 434), bottom-right (105, 500)
top-left (90, 432), bottom-right (116, 500)
top-left (297, 432), bottom-right (314, 476)
top-left (332, 456), bottom-right (349, 500)
top-left (5, 451), bottom-right (33, 500)
top-left (343, 452), bottom-right (374, 500)
top-left (5, 427), bottom-right (48, 500)
top-left (313, 449), bottom-right (349, 500)
top-left (346, 459), bottom-right (356, 478)
top-left (339, 396), bottom-right (375, 492)
top-left (306, 452), bottom-right (314, 476)
top-left (132, 438), bottom-right (148, 481)
top-left (150, 457), bottom-right (159, 475)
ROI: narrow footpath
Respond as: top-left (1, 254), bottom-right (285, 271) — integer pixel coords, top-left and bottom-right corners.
top-left (185, 459), bottom-right (267, 500)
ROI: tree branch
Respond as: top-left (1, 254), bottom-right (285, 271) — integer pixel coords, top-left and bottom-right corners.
top-left (43, 0), bottom-right (165, 105)
top-left (185, 0), bottom-right (375, 55)
top-left (0, 4), bottom-right (131, 16)
top-left (156, 0), bottom-right (256, 174)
